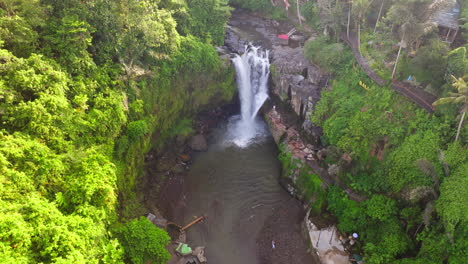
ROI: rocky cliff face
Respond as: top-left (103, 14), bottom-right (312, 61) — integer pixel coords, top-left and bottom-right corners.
top-left (223, 10), bottom-right (328, 143)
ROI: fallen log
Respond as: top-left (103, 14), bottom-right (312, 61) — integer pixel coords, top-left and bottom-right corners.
top-left (181, 216), bottom-right (205, 231)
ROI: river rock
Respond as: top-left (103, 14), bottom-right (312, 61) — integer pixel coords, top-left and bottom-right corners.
top-left (189, 134), bottom-right (208, 151)
top-left (192, 247), bottom-right (207, 263)
top-left (172, 163), bottom-right (186, 174)
top-left (178, 154), bottom-right (191, 162)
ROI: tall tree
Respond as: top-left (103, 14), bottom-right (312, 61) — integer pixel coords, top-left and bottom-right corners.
top-left (351, 0), bottom-right (373, 53)
top-left (387, 0), bottom-right (452, 78)
top-left (373, 0), bottom-right (386, 33)
top-left (317, 0), bottom-right (346, 41)
top-left (433, 75), bottom-right (468, 142)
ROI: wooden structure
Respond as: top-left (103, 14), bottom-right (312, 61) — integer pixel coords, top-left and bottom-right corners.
top-left (431, 0), bottom-right (461, 43)
top-left (180, 216), bottom-right (205, 231)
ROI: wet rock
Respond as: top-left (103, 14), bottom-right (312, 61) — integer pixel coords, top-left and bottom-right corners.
top-left (147, 213), bottom-right (168, 229)
top-left (307, 66), bottom-right (324, 85)
top-left (192, 247), bottom-right (207, 263)
top-left (289, 34), bottom-right (305, 48)
top-left (178, 154), bottom-right (191, 162)
top-left (224, 26), bottom-right (247, 54)
top-left (328, 164), bottom-right (340, 177)
top-left (176, 134), bottom-right (188, 147)
top-left (271, 46), bottom-right (309, 74)
top-left (216, 46), bottom-right (230, 55)
top-left (172, 163), bottom-right (186, 174)
top-left (189, 134), bottom-right (208, 151)
top-left (177, 231), bottom-right (187, 244)
top-left (156, 156), bottom-right (176, 172)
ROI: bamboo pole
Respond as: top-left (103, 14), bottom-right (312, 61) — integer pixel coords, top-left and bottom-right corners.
top-left (297, 0), bottom-right (302, 26)
top-left (180, 216), bottom-right (205, 231)
top-left (347, 1), bottom-right (352, 38)
top-left (374, 0), bottom-right (384, 33)
top-left (445, 28), bottom-right (451, 42)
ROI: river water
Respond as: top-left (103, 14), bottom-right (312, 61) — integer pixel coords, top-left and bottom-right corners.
top-left (182, 116), bottom-right (294, 263)
top-left (175, 43), bottom-right (316, 263)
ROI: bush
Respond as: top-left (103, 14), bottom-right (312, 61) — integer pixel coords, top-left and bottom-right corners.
top-left (229, 0), bottom-right (271, 11)
top-left (118, 217), bottom-right (171, 264)
top-left (304, 36), bottom-right (353, 74)
top-left (127, 120), bottom-right (149, 141)
top-left (447, 46), bottom-right (468, 79)
top-left (169, 118), bottom-right (194, 137)
top-left (179, 0), bottom-right (232, 45)
top-left (300, 1), bottom-right (320, 29)
top-left (408, 39), bottom-right (449, 93)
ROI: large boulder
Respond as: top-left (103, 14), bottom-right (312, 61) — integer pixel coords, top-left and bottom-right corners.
top-left (189, 134), bottom-right (208, 151)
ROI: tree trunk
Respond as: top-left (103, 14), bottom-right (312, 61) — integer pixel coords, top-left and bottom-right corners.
top-left (374, 0), bottom-right (384, 33)
top-left (357, 21), bottom-right (361, 54)
top-left (455, 109), bottom-right (466, 141)
top-left (347, 2), bottom-right (351, 38)
top-left (392, 43), bottom-right (402, 79)
top-left (297, 0), bottom-right (302, 26)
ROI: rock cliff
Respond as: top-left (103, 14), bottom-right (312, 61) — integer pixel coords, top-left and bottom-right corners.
top-left (223, 10), bottom-right (328, 143)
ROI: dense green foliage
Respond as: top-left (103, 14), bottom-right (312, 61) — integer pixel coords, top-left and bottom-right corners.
top-left (179, 0), bottom-right (231, 45)
top-left (117, 217), bottom-right (170, 264)
top-left (0, 0), bottom-right (234, 262)
top-left (278, 144), bottom-right (326, 213)
top-left (304, 36), bottom-right (353, 74)
top-left (306, 36), bottom-right (467, 263)
top-left (271, 1), bottom-right (468, 259)
top-left (229, 0), bottom-right (271, 11)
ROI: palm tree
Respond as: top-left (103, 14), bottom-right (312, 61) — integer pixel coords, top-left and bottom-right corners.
top-left (433, 76), bottom-right (468, 142)
top-left (373, 0), bottom-right (390, 33)
top-left (387, 0), bottom-right (451, 78)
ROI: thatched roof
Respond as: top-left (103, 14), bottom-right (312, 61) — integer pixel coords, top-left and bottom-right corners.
top-left (431, 0), bottom-right (461, 30)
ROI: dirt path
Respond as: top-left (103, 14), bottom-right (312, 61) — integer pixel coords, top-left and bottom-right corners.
top-left (340, 31), bottom-right (436, 113)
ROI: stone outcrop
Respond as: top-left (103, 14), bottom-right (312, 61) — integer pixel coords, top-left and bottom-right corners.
top-left (189, 134), bottom-right (208, 152)
top-left (223, 10), bottom-right (328, 142)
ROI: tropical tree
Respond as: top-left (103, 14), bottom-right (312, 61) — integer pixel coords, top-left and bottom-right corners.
top-left (353, 0), bottom-right (373, 53)
top-left (317, 0), bottom-right (346, 41)
top-left (373, 0), bottom-right (395, 33)
top-left (433, 75), bottom-right (468, 142)
top-left (387, 0), bottom-right (452, 78)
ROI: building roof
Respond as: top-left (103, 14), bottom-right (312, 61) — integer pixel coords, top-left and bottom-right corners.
top-left (431, 0), bottom-right (461, 30)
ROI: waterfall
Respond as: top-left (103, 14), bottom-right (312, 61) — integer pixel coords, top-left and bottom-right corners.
top-left (232, 45), bottom-right (270, 121)
top-left (226, 45), bottom-right (270, 147)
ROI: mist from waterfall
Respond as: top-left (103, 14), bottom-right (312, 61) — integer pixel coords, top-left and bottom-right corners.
top-left (225, 45), bottom-right (270, 148)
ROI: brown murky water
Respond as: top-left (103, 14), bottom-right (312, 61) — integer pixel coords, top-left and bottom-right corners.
top-left (178, 116), bottom-right (313, 264)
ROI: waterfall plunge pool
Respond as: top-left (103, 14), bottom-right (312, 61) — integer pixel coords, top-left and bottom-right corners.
top-left (169, 46), bottom-right (317, 263)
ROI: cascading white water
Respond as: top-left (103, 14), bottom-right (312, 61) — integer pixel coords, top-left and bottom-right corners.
top-left (232, 46), bottom-right (270, 121)
top-left (225, 45), bottom-right (270, 147)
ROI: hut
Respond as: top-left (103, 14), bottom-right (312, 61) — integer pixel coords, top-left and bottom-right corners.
top-left (431, 0), bottom-right (461, 43)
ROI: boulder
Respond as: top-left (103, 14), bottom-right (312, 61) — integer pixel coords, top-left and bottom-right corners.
top-left (189, 134), bottom-right (208, 151)
top-left (192, 247), bottom-right (207, 263)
